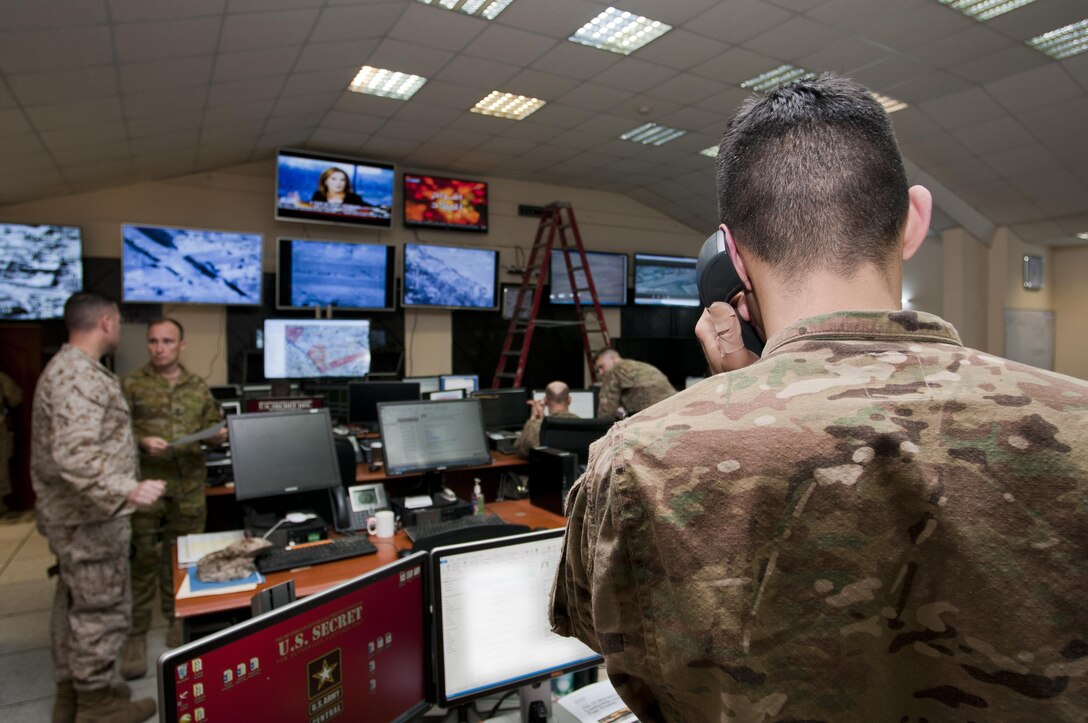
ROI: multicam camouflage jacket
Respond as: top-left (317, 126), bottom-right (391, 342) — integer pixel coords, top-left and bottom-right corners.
top-left (123, 363), bottom-right (221, 495)
top-left (551, 310), bottom-right (1088, 722)
top-left (31, 344), bottom-right (139, 527)
top-left (597, 358), bottom-right (676, 419)
top-left (514, 409), bottom-right (579, 459)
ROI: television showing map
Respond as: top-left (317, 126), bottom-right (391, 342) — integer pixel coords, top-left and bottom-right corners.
top-left (402, 243), bottom-right (497, 310)
top-left (549, 250), bottom-right (627, 306)
top-left (276, 238), bottom-right (395, 311)
top-left (263, 319), bottom-right (371, 379)
top-left (633, 253), bottom-right (699, 307)
top-left (0, 223), bottom-right (83, 320)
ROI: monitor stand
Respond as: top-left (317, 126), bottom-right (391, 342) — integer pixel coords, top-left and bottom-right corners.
top-left (518, 682), bottom-right (551, 722)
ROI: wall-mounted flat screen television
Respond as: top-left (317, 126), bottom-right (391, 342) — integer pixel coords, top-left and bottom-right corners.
top-left (276, 238), bottom-right (395, 311)
top-left (549, 250), bottom-right (627, 306)
top-left (121, 224), bottom-right (262, 306)
top-left (402, 243), bottom-right (498, 310)
top-left (0, 223), bottom-right (83, 320)
top-left (263, 319), bottom-right (371, 379)
top-left (275, 149), bottom-right (394, 228)
top-left (403, 174), bottom-right (488, 233)
top-left (633, 253), bottom-right (699, 307)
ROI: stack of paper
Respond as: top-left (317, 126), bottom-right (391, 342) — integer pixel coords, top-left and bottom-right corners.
top-left (556, 680), bottom-right (638, 723)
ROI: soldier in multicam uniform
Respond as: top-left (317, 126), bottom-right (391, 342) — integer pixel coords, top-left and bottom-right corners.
top-left (119, 318), bottom-right (225, 679)
top-left (551, 76), bottom-right (1088, 722)
top-left (0, 368), bottom-right (23, 514)
top-left (593, 349), bottom-right (675, 419)
top-left (32, 293), bottom-right (164, 723)
top-left (513, 381), bottom-right (579, 459)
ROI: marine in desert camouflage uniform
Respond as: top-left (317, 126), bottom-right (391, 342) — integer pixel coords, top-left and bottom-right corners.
top-left (513, 380), bottom-right (579, 458)
top-left (32, 292), bottom-right (163, 722)
top-left (550, 76), bottom-right (1088, 722)
top-left (121, 318), bottom-right (223, 675)
top-left (593, 350), bottom-right (675, 419)
top-left (0, 369), bottom-right (23, 511)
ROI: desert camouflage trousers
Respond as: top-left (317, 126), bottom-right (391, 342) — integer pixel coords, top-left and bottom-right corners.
top-left (129, 487), bottom-right (206, 635)
top-left (43, 517), bottom-right (131, 690)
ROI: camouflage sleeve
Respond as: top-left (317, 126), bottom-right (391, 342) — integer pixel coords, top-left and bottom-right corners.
top-left (597, 371), bottom-right (621, 419)
top-left (198, 381), bottom-right (223, 439)
top-left (51, 378), bottom-right (135, 517)
top-left (513, 417), bottom-right (542, 459)
top-left (0, 372), bottom-right (22, 409)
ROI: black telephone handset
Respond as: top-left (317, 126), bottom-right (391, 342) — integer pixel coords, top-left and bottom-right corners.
top-left (695, 230), bottom-right (765, 356)
top-left (330, 483), bottom-right (389, 533)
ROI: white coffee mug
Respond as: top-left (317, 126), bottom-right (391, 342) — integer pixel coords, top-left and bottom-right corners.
top-left (366, 509), bottom-right (395, 538)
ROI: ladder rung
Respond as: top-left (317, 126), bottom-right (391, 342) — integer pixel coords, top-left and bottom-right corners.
top-left (496, 372), bottom-right (517, 379)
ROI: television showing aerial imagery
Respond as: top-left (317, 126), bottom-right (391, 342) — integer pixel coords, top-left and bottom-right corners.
top-left (402, 243), bottom-right (498, 310)
top-left (633, 253), bottom-right (699, 307)
top-left (549, 250), bottom-right (627, 306)
top-left (276, 239), bottom-right (395, 311)
top-left (122, 224), bottom-right (262, 306)
top-left (403, 174), bottom-right (488, 233)
top-left (263, 319), bottom-right (371, 379)
top-left (276, 149), bottom-right (394, 228)
top-left (0, 223), bottom-right (83, 320)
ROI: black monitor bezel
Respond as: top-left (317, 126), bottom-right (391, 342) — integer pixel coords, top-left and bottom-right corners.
top-left (429, 529), bottom-right (603, 707)
top-left (346, 381), bottom-right (422, 425)
top-left (275, 237), bottom-right (397, 312)
top-left (632, 252), bottom-right (700, 307)
top-left (401, 242), bottom-right (500, 311)
top-left (227, 408), bottom-right (342, 501)
top-left (402, 172), bottom-right (489, 234)
top-left (156, 552), bottom-right (430, 723)
top-left (376, 398), bottom-right (492, 476)
top-left (548, 249), bottom-right (628, 307)
top-left (274, 147), bottom-right (395, 229)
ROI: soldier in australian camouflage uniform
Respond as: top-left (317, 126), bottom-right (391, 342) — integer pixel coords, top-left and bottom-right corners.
top-left (593, 349), bottom-right (676, 419)
top-left (120, 318), bottom-right (224, 677)
top-left (514, 380), bottom-right (580, 458)
top-left (32, 293), bottom-right (163, 722)
top-left (551, 76), bottom-right (1088, 721)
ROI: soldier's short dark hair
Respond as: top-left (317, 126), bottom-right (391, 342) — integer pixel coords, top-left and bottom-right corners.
top-left (149, 317), bottom-right (185, 340)
top-left (63, 292), bottom-right (118, 333)
top-left (715, 74), bottom-right (910, 283)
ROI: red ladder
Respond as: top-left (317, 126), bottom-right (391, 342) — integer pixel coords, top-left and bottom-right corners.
top-left (491, 202), bottom-right (611, 388)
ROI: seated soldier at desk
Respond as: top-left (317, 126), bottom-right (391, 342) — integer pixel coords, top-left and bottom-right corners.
top-left (514, 381), bottom-right (578, 458)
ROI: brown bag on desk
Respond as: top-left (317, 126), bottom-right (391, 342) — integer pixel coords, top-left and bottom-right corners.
top-left (196, 537), bottom-right (273, 582)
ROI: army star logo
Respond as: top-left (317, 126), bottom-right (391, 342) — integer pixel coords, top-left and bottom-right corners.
top-left (307, 649), bottom-right (343, 700)
top-left (313, 660), bottom-right (337, 690)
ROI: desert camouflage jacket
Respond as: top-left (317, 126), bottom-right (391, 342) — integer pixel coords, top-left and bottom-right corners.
top-left (551, 310), bottom-right (1088, 722)
top-left (597, 358), bottom-right (676, 419)
top-left (31, 344), bottom-right (138, 527)
top-left (123, 363), bottom-right (221, 493)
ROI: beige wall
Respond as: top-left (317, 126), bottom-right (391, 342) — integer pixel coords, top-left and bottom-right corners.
top-left (986, 227), bottom-right (1053, 359)
top-left (1053, 246), bottom-right (1088, 379)
top-left (941, 228), bottom-right (990, 350)
top-left (902, 234), bottom-right (943, 315)
top-left (0, 161), bottom-right (703, 385)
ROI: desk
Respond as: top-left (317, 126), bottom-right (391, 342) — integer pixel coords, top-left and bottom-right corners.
top-left (173, 500), bottom-right (565, 625)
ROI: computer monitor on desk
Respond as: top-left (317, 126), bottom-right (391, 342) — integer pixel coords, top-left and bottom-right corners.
top-left (158, 553), bottom-right (429, 723)
top-left (532, 388), bottom-right (597, 420)
top-left (430, 530), bottom-right (602, 715)
top-left (470, 388), bottom-right (529, 431)
top-left (377, 399), bottom-right (492, 476)
top-left (439, 374), bottom-right (478, 393)
top-left (347, 381), bottom-right (420, 429)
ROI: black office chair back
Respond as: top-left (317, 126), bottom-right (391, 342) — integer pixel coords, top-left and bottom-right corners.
top-left (539, 416), bottom-right (614, 467)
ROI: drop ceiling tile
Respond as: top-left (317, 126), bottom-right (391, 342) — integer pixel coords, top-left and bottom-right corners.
top-left (0, 27), bottom-right (113, 74)
top-left (805, 0), bottom-right (927, 32)
top-left (26, 97), bottom-right (124, 132)
top-left (202, 98), bottom-right (276, 126)
top-left (503, 69), bottom-right (580, 100)
top-left (357, 136), bottom-right (421, 160)
top-left (119, 56), bottom-right (214, 94)
top-left (51, 140), bottom-right (131, 167)
top-left (1038, 133), bottom-right (1088, 167)
top-left (531, 43), bottom-right (623, 81)
top-left (798, 37), bottom-right (890, 74)
top-left (609, 94), bottom-right (684, 122)
top-left (9, 66), bottom-right (120, 106)
top-left (207, 76), bottom-right (285, 106)
top-left (519, 144), bottom-right (581, 164)
top-left (427, 127), bottom-right (492, 149)
top-left (984, 200), bottom-right (1043, 225)
top-left (367, 38), bottom-right (454, 77)
top-left (1033, 194), bottom-right (1088, 219)
top-left (985, 64), bottom-right (1084, 116)
top-left (862, 2), bottom-right (974, 52)
top-left (376, 118), bottom-right (442, 143)
top-left (131, 130), bottom-right (201, 155)
top-left (951, 117), bottom-right (1035, 156)
top-left (127, 110), bottom-right (205, 139)
top-left (851, 55), bottom-right (934, 91)
top-left (691, 85), bottom-right (754, 116)
top-left (0, 109), bottom-right (31, 138)
top-left (646, 73), bottom-right (727, 106)
top-left (388, 3), bottom-right (486, 53)
top-left (492, 0), bottom-right (607, 40)
top-left (228, 0), bottom-right (324, 12)
top-left (917, 87), bottom-right (1010, 131)
top-left (199, 120), bottom-right (265, 145)
top-left (1064, 54), bottom-right (1088, 93)
top-left (928, 157), bottom-right (1000, 189)
top-left (882, 71), bottom-right (974, 103)
top-left (0, 133), bottom-right (46, 158)
top-left (272, 91), bottom-right (340, 118)
top-left (123, 86), bottom-right (207, 118)
top-left (476, 136), bottom-right (536, 156)
top-left (952, 44), bottom-right (1049, 85)
top-left (307, 127), bottom-right (366, 151)
top-left (691, 46), bottom-right (780, 85)
top-left (553, 83), bottom-right (634, 113)
top-left (320, 110), bottom-right (386, 135)
top-left (42, 121), bottom-right (127, 151)
top-left (898, 133), bottom-right (974, 166)
top-left (488, 116), bottom-right (563, 142)
top-left (983, 0), bottom-right (1088, 41)
top-left (310, 3), bottom-right (406, 43)
top-left (296, 39), bottom-right (380, 73)
top-left (462, 24), bottom-right (556, 65)
top-left (392, 101), bottom-right (465, 127)
top-left (108, 0), bottom-right (224, 22)
top-left (212, 47), bottom-right (300, 83)
top-left (1016, 97), bottom-right (1088, 140)
top-left (263, 112), bottom-right (324, 136)
top-left (255, 128), bottom-right (311, 151)
top-left (685, 0), bottom-right (792, 44)
top-left (281, 68), bottom-right (358, 97)
top-left (410, 80), bottom-right (490, 109)
top-left (116, 18), bottom-right (223, 63)
top-left (333, 91), bottom-right (404, 119)
top-left (1, 0), bottom-right (110, 30)
top-left (625, 28), bottom-right (731, 71)
top-left (911, 25), bottom-right (1011, 71)
top-left (982, 144), bottom-right (1062, 179)
top-left (591, 58), bottom-right (678, 94)
top-left (62, 158), bottom-right (133, 184)
top-left (743, 15), bottom-right (840, 62)
top-left (522, 103), bottom-right (595, 130)
top-left (547, 129), bottom-right (612, 150)
top-left (434, 56), bottom-right (520, 91)
top-left (656, 105), bottom-right (722, 132)
top-left (219, 9), bottom-right (319, 52)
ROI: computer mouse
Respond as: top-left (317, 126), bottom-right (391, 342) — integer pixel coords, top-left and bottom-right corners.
top-left (397, 548), bottom-right (414, 559)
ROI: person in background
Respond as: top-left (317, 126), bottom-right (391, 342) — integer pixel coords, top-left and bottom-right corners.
top-left (311, 167), bottom-right (365, 205)
top-left (120, 318), bottom-right (226, 679)
top-left (32, 292), bottom-right (163, 722)
top-left (0, 368), bottom-right (22, 516)
top-left (593, 348), bottom-right (675, 419)
top-left (514, 381), bottom-right (579, 459)
top-left (551, 75), bottom-right (1088, 721)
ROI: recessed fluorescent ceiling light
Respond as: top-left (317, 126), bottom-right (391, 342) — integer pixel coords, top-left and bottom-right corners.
top-left (620, 122), bottom-right (686, 146)
top-left (1077, 231), bottom-right (1088, 240)
top-left (741, 65), bottom-right (814, 92)
top-left (1028, 19), bottom-right (1088, 59)
top-left (569, 7), bottom-right (672, 55)
top-left (471, 91), bottom-right (546, 120)
top-left (699, 146), bottom-right (718, 158)
top-left (348, 66), bottom-right (427, 100)
top-left (871, 92), bottom-right (908, 113)
top-left (939, 0), bottom-right (1036, 21)
top-left (416, 0), bottom-right (513, 20)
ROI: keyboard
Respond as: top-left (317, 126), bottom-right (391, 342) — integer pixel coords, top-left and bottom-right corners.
top-left (256, 536), bottom-right (378, 574)
top-left (405, 513), bottom-right (504, 542)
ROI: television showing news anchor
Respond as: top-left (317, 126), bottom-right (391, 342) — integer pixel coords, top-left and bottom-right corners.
top-left (275, 148), bottom-right (394, 229)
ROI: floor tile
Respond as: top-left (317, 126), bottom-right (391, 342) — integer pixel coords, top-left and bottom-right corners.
top-left (0, 610), bottom-right (51, 656)
top-left (0, 577), bottom-right (56, 617)
top-left (0, 521), bottom-right (32, 542)
top-left (0, 647), bottom-right (56, 705)
top-left (0, 557), bottom-right (52, 585)
top-left (13, 533), bottom-right (52, 560)
top-left (0, 539), bottom-right (19, 564)
top-left (0, 695), bottom-right (54, 722)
